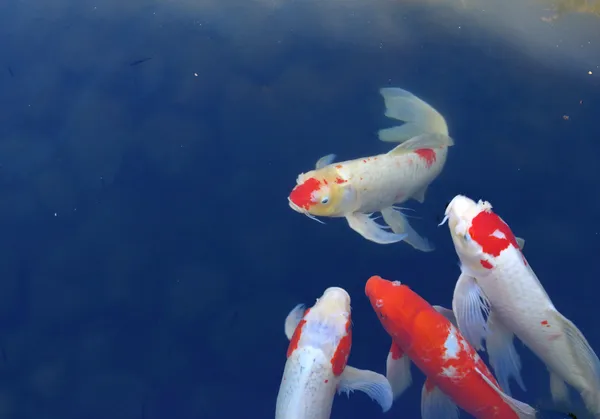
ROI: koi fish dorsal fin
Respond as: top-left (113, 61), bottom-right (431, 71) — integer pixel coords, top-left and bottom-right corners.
top-left (284, 304), bottom-right (306, 340)
top-left (433, 305), bottom-right (458, 328)
top-left (387, 133), bottom-right (454, 157)
top-left (315, 154), bottom-right (336, 170)
top-left (378, 87), bottom-right (449, 143)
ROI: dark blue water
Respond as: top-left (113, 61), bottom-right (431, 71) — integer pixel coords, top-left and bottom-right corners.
top-left (0, 1), bottom-right (599, 418)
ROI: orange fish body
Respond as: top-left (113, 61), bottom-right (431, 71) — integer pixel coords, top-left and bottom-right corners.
top-left (365, 275), bottom-right (536, 419)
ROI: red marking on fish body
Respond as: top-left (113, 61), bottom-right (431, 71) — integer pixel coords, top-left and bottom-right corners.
top-left (415, 149), bottom-right (436, 168)
top-left (469, 211), bottom-right (520, 258)
top-left (286, 307), bottom-right (310, 358)
top-left (480, 259), bottom-right (493, 269)
top-left (541, 320), bottom-right (550, 327)
top-left (548, 333), bottom-right (562, 341)
top-left (424, 377), bottom-right (436, 392)
top-left (334, 177), bottom-right (346, 184)
top-left (289, 177), bottom-right (321, 210)
top-left (287, 319), bottom-right (306, 358)
top-left (335, 164), bottom-right (342, 169)
top-left (331, 319), bottom-right (352, 376)
top-left (390, 342), bottom-right (403, 360)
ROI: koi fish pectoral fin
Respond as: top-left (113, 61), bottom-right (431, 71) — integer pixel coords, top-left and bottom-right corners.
top-left (433, 305), bottom-right (458, 328)
top-left (386, 342), bottom-right (412, 400)
top-left (315, 154), bottom-right (336, 169)
top-left (345, 213), bottom-right (408, 245)
top-left (549, 371), bottom-right (570, 406)
top-left (452, 272), bottom-right (490, 351)
top-left (284, 304), bottom-right (306, 340)
top-left (474, 367), bottom-right (537, 419)
top-left (381, 207), bottom-right (434, 252)
top-left (411, 185), bottom-right (428, 203)
top-left (420, 379), bottom-right (459, 419)
top-left (516, 237), bottom-right (525, 250)
top-left (551, 309), bottom-right (600, 414)
top-left (387, 133), bottom-right (454, 157)
top-left (486, 311), bottom-right (526, 396)
top-left (338, 366), bottom-right (394, 413)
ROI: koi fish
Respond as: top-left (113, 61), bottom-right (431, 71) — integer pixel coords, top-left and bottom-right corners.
top-left (442, 194), bottom-right (600, 417)
top-left (287, 87), bottom-right (454, 249)
top-left (275, 286), bottom-right (393, 419)
top-left (365, 275), bottom-right (536, 419)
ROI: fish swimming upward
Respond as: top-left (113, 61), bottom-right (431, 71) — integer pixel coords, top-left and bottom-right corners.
top-left (442, 194), bottom-right (600, 417)
top-left (365, 275), bottom-right (536, 419)
top-left (288, 87), bottom-right (454, 250)
top-left (275, 286), bottom-right (393, 419)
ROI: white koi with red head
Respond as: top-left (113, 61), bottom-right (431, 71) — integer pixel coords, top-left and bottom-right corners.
top-left (442, 194), bottom-right (600, 417)
top-left (288, 87), bottom-right (454, 251)
top-left (275, 287), bottom-right (393, 419)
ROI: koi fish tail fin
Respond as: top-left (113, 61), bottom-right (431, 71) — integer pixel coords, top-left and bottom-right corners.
top-left (378, 87), bottom-right (449, 143)
top-left (553, 310), bottom-right (600, 416)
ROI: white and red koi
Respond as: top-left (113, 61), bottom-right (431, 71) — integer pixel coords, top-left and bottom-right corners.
top-left (275, 286), bottom-right (393, 419)
top-left (287, 87), bottom-right (454, 250)
top-left (365, 275), bottom-right (536, 419)
top-left (442, 194), bottom-right (600, 417)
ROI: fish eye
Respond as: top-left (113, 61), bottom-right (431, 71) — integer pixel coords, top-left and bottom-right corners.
top-left (321, 196), bottom-right (329, 204)
top-left (463, 232), bottom-right (472, 242)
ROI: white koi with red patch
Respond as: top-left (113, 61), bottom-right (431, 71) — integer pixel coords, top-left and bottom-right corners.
top-left (275, 287), bottom-right (393, 419)
top-left (288, 87), bottom-right (454, 250)
top-left (442, 194), bottom-right (600, 417)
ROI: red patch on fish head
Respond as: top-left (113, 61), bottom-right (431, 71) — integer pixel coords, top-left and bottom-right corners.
top-left (330, 318), bottom-right (352, 376)
top-left (468, 210), bottom-right (520, 257)
top-left (415, 149), bottom-right (436, 168)
top-left (365, 276), bottom-right (425, 346)
top-left (289, 177), bottom-right (321, 210)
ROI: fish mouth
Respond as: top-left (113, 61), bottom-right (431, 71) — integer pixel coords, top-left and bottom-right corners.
top-left (288, 197), bottom-right (325, 225)
top-left (288, 197), bottom-right (304, 214)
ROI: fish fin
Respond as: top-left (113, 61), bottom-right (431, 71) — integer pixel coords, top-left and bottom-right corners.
top-left (551, 309), bottom-right (600, 414)
top-left (412, 185), bottom-right (428, 203)
top-left (421, 379), bottom-right (459, 419)
top-left (387, 133), bottom-right (454, 156)
top-left (433, 305), bottom-right (458, 328)
top-left (486, 311), bottom-right (526, 396)
top-left (378, 87), bottom-right (449, 143)
top-left (386, 342), bottom-right (412, 400)
top-left (380, 207), bottom-right (434, 252)
top-left (516, 237), bottom-right (525, 250)
top-left (315, 154), bottom-right (336, 169)
top-left (345, 213), bottom-right (408, 245)
top-left (452, 272), bottom-right (490, 351)
top-left (474, 367), bottom-right (537, 419)
top-left (284, 304), bottom-right (305, 340)
top-left (550, 371), bottom-right (570, 405)
top-left (338, 366), bottom-right (394, 412)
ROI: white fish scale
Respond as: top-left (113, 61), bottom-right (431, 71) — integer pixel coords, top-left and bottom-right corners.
top-left (479, 246), bottom-right (591, 392)
top-left (339, 147), bottom-right (449, 214)
top-left (275, 346), bottom-right (338, 419)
